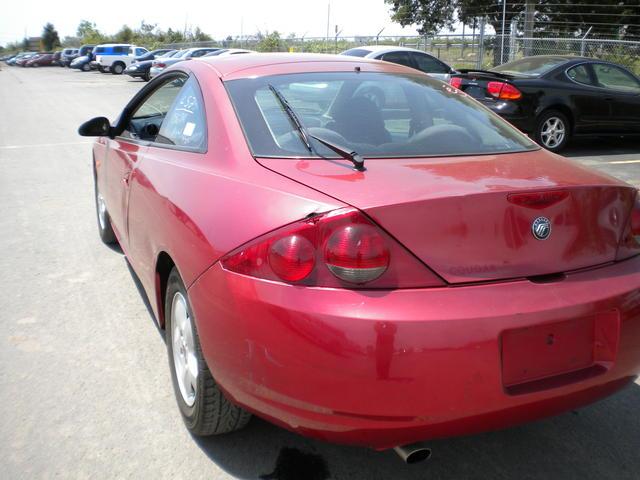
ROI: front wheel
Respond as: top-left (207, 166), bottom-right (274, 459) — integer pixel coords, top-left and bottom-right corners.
top-left (111, 63), bottom-right (124, 75)
top-left (94, 180), bottom-right (117, 245)
top-left (535, 110), bottom-right (570, 152)
top-left (165, 268), bottom-right (251, 436)
top-left (82, 63), bottom-right (90, 72)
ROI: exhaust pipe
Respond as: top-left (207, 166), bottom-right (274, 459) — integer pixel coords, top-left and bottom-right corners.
top-left (393, 443), bottom-right (432, 464)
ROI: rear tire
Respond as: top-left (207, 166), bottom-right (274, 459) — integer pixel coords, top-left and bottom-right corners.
top-left (535, 110), bottom-right (570, 152)
top-left (82, 63), bottom-right (90, 72)
top-left (165, 268), bottom-right (251, 436)
top-left (143, 70), bottom-right (151, 82)
top-left (112, 62), bottom-right (124, 75)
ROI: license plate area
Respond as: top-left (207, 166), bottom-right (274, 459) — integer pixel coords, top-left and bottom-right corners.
top-left (501, 311), bottom-right (619, 395)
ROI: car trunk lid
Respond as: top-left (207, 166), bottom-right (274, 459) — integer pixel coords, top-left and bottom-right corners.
top-left (256, 150), bottom-right (636, 284)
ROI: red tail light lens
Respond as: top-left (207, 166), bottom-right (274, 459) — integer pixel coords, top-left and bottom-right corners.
top-left (449, 77), bottom-right (462, 89)
top-left (325, 224), bottom-right (389, 283)
top-left (221, 208), bottom-right (444, 288)
top-left (268, 235), bottom-right (315, 282)
top-left (487, 81), bottom-right (522, 100)
top-left (616, 192), bottom-right (640, 260)
top-left (155, 62), bottom-right (166, 68)
top-left (631, 195), bottom-right (640, 237)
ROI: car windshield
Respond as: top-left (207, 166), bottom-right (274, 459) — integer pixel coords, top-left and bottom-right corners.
top-left (225, 72), bottom-right (537, 159)
top-left (341, 48), bottom-right (371, 57)
top-left (493, 56), bottom-right (568, 76)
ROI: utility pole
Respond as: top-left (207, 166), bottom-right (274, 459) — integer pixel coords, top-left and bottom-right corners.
top-left (325, 1), bottom-right (330, 53)
top-left (523, 0), bottom-right (535, 56)
top-left (376, 27), bottom-right (384, 45)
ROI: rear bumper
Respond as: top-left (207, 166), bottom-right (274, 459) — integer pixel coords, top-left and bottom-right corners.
top-left (189, 255), bottom-right (640, 449)
top-left (480, 99), bottom-right (535, 133)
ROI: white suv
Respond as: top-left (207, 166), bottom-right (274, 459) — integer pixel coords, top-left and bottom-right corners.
top-left (93, 44), bottom-right (148, 74)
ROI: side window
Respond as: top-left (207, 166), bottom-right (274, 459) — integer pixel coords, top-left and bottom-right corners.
top-left (124, 76), bottom-right (186, 141)
top-left (136, 48), bottom-right (146, 56)
top-left (411, 52), bottom-right (450, 74)
top-left (592, 64), bottom-right (640, 92)
top-left (567, 65), bottom-right (593, 85)
top-left (190, 50), bottom-right (208, 58)
top-left (380, 51), bottom-right (413, 69)
top-left (157, 76), bottom-right (207, 150)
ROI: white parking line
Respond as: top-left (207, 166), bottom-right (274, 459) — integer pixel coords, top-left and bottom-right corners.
top-left (608, 159), bottom-right (640, 165)
top-left (0, 141), bottom-right (93, 150)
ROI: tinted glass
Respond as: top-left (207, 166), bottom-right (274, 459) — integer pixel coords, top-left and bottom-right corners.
top-left (113, 46), bottom-right (128, 54)
top-left (341, 48), bottom-right (370, 57)
top-left (225, 72), bottom-right (537, 159)
top-left (494, 56), bottom-right (567, 76)
top-left (380, 51), bottom-right (413, 68)
top-left (566, 65), bottom-right (593, 85)
top-left (592, 64), bottom-right (640, 92)
top-left (125, 76), bottom-right (186, 141)
top-left (157, 76), bottom-right (207, 150)
top-left (95, 47), bottom-right (105, 54)
top-left (411, 52), bottom-right (450, 74)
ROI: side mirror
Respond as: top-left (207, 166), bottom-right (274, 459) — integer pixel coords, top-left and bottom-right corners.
top-left (78, 116), bottom-right (112, 137)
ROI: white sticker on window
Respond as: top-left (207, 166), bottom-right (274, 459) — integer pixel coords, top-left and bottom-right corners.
top-left (183, 122), bottom-right (196, 137)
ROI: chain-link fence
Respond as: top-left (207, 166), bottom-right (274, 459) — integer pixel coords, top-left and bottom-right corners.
top-left (161, 32), bottom-right (640, 74)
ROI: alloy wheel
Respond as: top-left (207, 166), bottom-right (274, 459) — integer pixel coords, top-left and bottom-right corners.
top-left (540, 116), bottom-right (566, 149)
top-left (171, 292), bottom-right (198, 407)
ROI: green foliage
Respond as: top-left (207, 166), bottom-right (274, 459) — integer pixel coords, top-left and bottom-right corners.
top-left (76, 20), bottom-right (106, 45)
top-left (256, 31), bottom-right (283, 52)
top-left (41, 23), bottom-right (61, 51)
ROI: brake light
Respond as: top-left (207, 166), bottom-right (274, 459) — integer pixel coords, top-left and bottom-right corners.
top-left (487, 81), bottom-right (522, 100)
top-left (155, 62), bottom-right (166, 68)
top-left (449, 77), bottom-right (462, 89)
top-left (508, 190), bottom-right (569, 209)
top-left (616, 192), bottom-right (640, 260)
top-left (221, 208), bottom-right (444, 288)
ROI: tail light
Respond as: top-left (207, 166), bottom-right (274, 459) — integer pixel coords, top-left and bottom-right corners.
top-left (508, 190), bottom-right (569, 209)
top-left (616, 192), bottom-right (640, 260)
top-left (154, 62), bottom-right (166, 68)
top-left (487, 81), bottom-right (522, 100)
top-left (221, 208), bottom-right (444, 288)
top-left (449, 77), bottom-right (462, 89)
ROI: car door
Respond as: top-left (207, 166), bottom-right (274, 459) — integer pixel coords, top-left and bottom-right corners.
top-left (104, 75), bottom-right (187, 249)
top-left (127, 74), bottom-right (208, 286)
top-left (564, 63), bottom-right (614, 134)
top-left (590, 62), bottom-right (640, 133)
top-left (409, 51), bottom-right (452, 81)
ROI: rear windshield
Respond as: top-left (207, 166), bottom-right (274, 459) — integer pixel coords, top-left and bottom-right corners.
top-left (493, 57), bottom-right (567, 76)
top-left (225, 72), bottom-right (537, 159)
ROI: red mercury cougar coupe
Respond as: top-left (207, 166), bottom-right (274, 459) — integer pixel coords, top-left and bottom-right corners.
top-left (79, 53), bottom-right (640, 461)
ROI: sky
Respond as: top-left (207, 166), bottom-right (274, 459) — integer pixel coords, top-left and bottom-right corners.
top-left (0, 0), bottom-right (429, 46)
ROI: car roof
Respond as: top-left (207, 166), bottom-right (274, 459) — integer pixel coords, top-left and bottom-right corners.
top-left (345, 45), bottom-right (430, 55)
top-left (195, 52), bottom-right (420, 79)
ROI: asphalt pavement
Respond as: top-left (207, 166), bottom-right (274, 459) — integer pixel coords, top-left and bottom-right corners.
top-left (1, 66), bottom-right (639, 480)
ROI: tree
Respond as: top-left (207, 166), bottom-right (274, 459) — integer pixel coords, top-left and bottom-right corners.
top-left (22, 38), bottom-right (30, 50)
top-left (385, 0), bottom-right (457, 36)
top-left (76, 20), bottom-right (105, 44)
top-left (256, 31), bottom-right (282, 52)
top-left (41, 23), bottom-right (61, 51)
top-left (114, 25), bottom-right (133, 43)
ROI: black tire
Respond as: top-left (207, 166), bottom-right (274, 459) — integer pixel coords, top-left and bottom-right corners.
top-left (165, 268), bottom-right (251, 436)
top-left (94, 173), bottom-right (117, 245)
top-left (534, 110), bottom-right (570, 152)
top-left (82, 63), bottom-right (90, 72)
top-left (143, 70), bottom-right (151, 82)
top-left (111, 62), bottom-right (124, 75)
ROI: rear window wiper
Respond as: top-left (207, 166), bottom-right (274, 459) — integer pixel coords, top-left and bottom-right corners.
top-left (267, 84), bottom-right (366, 172)
top-left (308, 134), bottom-right (366, 172)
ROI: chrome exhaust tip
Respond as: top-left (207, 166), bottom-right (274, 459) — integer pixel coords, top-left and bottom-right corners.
top-left (393, 443), bottom-right (432, 464)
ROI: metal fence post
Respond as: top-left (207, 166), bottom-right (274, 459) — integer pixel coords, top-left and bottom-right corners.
top-left (580, 26), bottom-right (593, 56)
top-left (477, 17), bottom-right (486, 69)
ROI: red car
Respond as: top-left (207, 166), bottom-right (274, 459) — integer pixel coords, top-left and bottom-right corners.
top-left (25, 53), bottom-right (56, 67)
top-left (79, 54), bottom-right (640, 462)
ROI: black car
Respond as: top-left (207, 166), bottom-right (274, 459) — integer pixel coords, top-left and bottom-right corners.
top-left (450, 55), bottom-right (640, 151)
top-left (125, 49), bottom-right (177, 81)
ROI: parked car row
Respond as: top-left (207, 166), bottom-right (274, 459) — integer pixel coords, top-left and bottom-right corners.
top-left (5, 43), bottom-right (639, 151)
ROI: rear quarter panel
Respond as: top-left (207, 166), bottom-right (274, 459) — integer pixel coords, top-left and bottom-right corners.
top-left (125, 62), bottom-right (343, 324)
